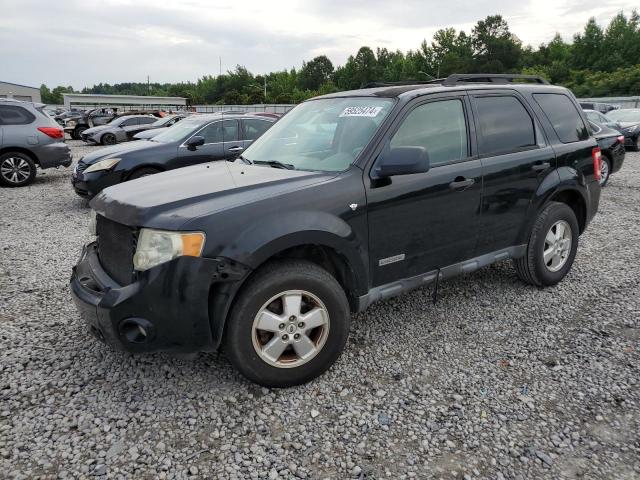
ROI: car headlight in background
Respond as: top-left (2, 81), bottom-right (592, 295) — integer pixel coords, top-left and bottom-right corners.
top-left (66, 120), bottom-right (77, 128)
top-left (133, 228), bottom-right (205, 271)
top-left (84, 158), bottom-right (121, 173)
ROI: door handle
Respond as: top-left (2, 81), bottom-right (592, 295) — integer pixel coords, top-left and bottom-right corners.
top-left (449, 177), bottom-right (475, 191)
top-left (228, 146), bottom-right (244, 152)
top-left (531, 162), bottom-right (550, 171)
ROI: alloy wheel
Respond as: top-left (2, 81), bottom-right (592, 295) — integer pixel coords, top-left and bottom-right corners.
top-left (251, 290), bottom-right (330, 368)
top-left (543, 220), bottom-right (572, 272)
top-left (599, 159), bottom-right (609, 186)
top-left (1, 157), bottom-right (32, 185)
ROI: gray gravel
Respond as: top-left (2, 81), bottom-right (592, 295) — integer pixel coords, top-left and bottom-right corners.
top-left (1, 140), bottom-right (639, 479)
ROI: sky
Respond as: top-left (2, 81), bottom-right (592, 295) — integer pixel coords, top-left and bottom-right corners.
top-left (0, 0), bottom-right (637, 89)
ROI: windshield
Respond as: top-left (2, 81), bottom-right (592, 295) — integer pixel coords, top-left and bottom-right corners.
top-left (151, 118), bottom-right (203, 143)
top-left (607, 109), bottom-right (640, 122)
top-left (151, 116), bottom-right (174, 127)
top-left (243, 97), bottom-right (394, 172)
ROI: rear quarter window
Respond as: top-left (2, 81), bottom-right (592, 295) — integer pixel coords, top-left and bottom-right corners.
top-left (0, 105), bottom-right (36, 125)
top-left (534, 93), bottom-right (589, 143)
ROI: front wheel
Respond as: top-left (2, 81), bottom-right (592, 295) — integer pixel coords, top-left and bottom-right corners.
top-left (101, 133), bottom-right (117, 145)
top-left (633, 136), bottom-right (640, 152)
top-left (513, 202), bottom-right (579, 287)
top-left (223, 260), bottom-right (350, 387)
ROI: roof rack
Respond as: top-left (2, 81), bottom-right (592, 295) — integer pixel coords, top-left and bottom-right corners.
top-left (360, 74), bottom-right (549, 90)
top-left (442, 74), bottom-right (549, 85)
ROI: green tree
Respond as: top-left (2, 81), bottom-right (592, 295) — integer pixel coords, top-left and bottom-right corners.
top-left (471, 15), bottom-right (522, 72)
top-left (298, 55), bottom-right (334, 90)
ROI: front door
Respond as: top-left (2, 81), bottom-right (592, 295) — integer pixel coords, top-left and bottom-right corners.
top-left (178, 119), bottom-right (243, 165)
top-left (366, 95), bottom-right (483, 287)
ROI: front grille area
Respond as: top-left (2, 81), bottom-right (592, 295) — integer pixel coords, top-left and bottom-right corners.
top-left (96, 215), bottom-right (136, 285)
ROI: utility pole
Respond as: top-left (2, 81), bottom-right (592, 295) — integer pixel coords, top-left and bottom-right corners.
top-left (147, 75), bottom-right (150, 93)
top-left (219, 57), bottom-right (222, 76)
top-left (264, 76), bottom-right (267, 100)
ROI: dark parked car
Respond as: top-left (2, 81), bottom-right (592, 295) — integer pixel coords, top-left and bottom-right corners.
top-left (71, 112), bottom-right (276, 198)
top-left (71, 74), bottom-right (601, 387)
top-left (132, 114), bottom-right (188, 140)
top-left (0, 98), bottom-right (72, 187)
top-left (579, 101), bottom-right (617, 114)
top-left (605, 109), bottom-right (640, 151)
top-left (583, 109), bottom-right (621, 132)
top-left (589, 121), bottom-right (625, 186)
top-left (80, 115), bottom-right (157, 145)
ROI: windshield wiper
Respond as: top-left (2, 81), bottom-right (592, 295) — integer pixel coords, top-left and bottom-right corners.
top-left (237, 155), bottom-right (253, 165)
top-left (253, 160), bottom-right (295, 170)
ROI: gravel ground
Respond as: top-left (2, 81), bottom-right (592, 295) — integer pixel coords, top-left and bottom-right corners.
top-left (1, 140), bottom-right (639, 480)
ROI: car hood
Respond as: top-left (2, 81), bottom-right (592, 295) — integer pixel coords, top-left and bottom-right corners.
top-left (80, 139), bottom-right (168, 164)
top-left (617, 121), bottom-right (640, 130)
top-left (83, 125), bottom-right (116, 135)
top-left (90, 161), bottom-right (333, 230)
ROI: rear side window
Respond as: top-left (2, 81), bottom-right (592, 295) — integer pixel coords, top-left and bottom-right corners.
top-left (0, 105), bottom-right (35, 125)
top-left (199, 119), bottom-right (239, 143)
top-left (243, 119), bottom-right (272, 141)
top-left (139, 117), bottom-right (156, 125)
top-left (474, 96), bottom-right (536, 156)
top-left (534, 93), bottom-right (589, 143)
top-left (390, 99), bottom-right (468, 167)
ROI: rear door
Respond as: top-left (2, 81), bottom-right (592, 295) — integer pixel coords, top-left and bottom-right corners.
top-left (470, 91), bottom-right (556, 254)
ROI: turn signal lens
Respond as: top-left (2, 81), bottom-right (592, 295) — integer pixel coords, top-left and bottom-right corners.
top-left (181, 233), bottom-right (206, 257)
top-left (617, 136), bottom-right (625, 143)
top-left (592, 147), bottom-right (602, 182)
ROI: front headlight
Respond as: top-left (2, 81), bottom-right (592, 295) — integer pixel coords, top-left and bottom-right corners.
top-left (66, 120), bottom-right (77, 128)
top-left (84, 158), bottom-right (121, 173)
top-left (133, 228), bottom-right (205, 271)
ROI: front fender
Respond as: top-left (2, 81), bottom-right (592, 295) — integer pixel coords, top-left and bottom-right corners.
top-left (219, 209), bottom-right (369, 296)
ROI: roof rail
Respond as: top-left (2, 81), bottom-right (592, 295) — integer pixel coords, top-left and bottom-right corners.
top-left (361, 80), bottom-right (443, 89)
top-left (442, 74), bottom-right (549, 86)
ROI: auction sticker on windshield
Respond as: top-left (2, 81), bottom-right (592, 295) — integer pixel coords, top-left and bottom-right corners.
top-left (339, 106), bottom-right (384, 117)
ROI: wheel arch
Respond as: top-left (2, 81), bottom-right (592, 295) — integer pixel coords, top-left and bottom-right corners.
top-left (125, 164), bottom-right (165, 180)
top-left (0, 147), bottom-right (39, 166)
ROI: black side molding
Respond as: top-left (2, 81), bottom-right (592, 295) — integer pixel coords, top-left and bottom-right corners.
top-left (355, 245), bottom-right (527, 312)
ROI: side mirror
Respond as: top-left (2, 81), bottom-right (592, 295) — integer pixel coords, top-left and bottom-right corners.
top-left (374, 146), bottom-right (430, 178)
top-left (185, 135), bottom-right (205, 150)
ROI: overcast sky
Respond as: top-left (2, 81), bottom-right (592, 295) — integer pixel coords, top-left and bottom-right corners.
top-left (0, 0), bottom-right (636, 89)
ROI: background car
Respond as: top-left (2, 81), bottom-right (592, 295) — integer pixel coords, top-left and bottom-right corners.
top-left (132, 114), bottom-right (188, 140)
top-left (80, 115), bottom-right (157, 145)
top-left (72, 112), bottom-right (276, 198)
top-left (605, 109), bottom-right (640, 151)
top-left (0, 98), bottom-right (71, 187)
top-left (579, 101), bottom-right (618, 114)
top-left (583, 109), bottom-right (622, 132)
top-left (589, 121), bottom-right (625, 186)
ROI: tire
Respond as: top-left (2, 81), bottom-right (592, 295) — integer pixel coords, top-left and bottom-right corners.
top-left (513, 201), bottom-right (579, 287)
top-left (223, 260), bottom-right (350, 387)
top-left (633, 136), bottom-right (640, 152)
top-left (128, 167), bottom-right (161, 180)
top-left (73, 127), bottom-right (87, 140)
top-left (0, 152), bottom-right (37, 187)
top-left (599, 156), bottom-right (611, 187)
top-left (101, 133), bottom-right (117, 145)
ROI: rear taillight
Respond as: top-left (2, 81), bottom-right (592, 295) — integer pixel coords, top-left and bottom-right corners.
top-left (37, 127), bottom-right (64, 139)
top-left (617, 135), bottom-right (625, 143)
top-left (592, 147), bottom-right (602, 182)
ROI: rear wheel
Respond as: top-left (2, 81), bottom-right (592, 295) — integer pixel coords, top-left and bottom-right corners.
top-left (223, 260), bottom-right (350, 387)
top-left (633, 136), bottom-right (640, 152)
top-left (599, 156), bottom-right (611, 187)
top-left (101, 133), bottom-right (117, 145)
top-left (0, 152), bottom-right (37, 187)
top-left (513, 202), bottom-right (579, 287)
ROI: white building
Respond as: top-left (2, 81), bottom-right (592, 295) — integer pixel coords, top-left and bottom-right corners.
top-left (0, 81), bottom-right (42, 103)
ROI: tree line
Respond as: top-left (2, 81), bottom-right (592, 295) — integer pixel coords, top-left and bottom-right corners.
top-left (41, 12), bottom-right (640, 105)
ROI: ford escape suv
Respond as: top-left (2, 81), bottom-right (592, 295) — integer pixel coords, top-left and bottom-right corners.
top-left (0, 98), bottom-right (71, 187)
top-left (71, 74), bottom-right (601, 387)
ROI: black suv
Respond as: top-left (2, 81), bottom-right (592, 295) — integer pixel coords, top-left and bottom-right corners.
top-left (71, 74), bottom-right (601, 387)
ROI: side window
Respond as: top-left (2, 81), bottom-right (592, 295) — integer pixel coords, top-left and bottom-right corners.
top-left (533, 93), bottom-right (589, 143)
top-left (121, 118), bottom-right (137, 127)
top-left (140, 117), bottom-right (156, 125)
top-left (390, 99), bottom-right (468, 167)
top-left (585, 112), bottom-right (599, 122)
top-left (243, 119), bottom-right (272, 141)
top-left (199, 120), bottom-right (239, 144)
top-left (0, 105), bottom-right (36, 125)
top-left (474, 96), bottom-right (536, 156)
